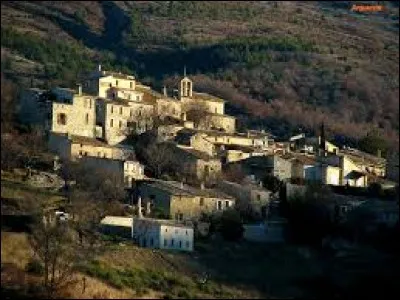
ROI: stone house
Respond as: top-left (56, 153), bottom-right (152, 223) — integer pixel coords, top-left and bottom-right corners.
top-left (231, 155), bottom-right (292, 182)
top-left (51, 87), bottom-right (97, 139)
top-left (166, 143), bottom-right (222, 182)
top-left (340, 147), bottom-right (386, 178)
top-left (138, 180), bottom-right (235, 221)
top-left (48, 132), bottom-right (134, 161)
top-left (95, 97), bottom-right (154, 145)
top-left (80, 156), bottom-right (145, 187)
top-left (217, 180), bottom-right (271, 218)
top-left (321, 154), bottom-right (369, 187)
top-left (82, 65), bottom-right (139, 100)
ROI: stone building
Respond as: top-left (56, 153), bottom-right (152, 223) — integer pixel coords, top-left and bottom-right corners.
top-left (80, 156), bottom-right (144, 187)
top-left (167, 143), bottom-right (222, 182)
top-left (95, 97), bottom-right (154, 145)
top-left (231, 155), bottom-right (293, 182)
top-left (217, 180), bottom-right (271, 219)
top-left (51, 87), bottom-right (96, 138)
top-left (48, 132), bottom-right (134, 161)
top-left (138, 180), bottom-right (235, 221)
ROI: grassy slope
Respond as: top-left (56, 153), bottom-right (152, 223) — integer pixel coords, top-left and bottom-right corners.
top-left (0, 1), bottom-right (399, 145)
top-left (1, 173), bottom-right (398, 299)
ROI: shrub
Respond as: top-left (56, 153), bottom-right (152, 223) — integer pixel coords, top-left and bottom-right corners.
top-left (219, 209), bottom-right (244, 241)
top-left (368, 182), bottom-right (383, 197)
top-left (26, 258), bottom-right (44, 275)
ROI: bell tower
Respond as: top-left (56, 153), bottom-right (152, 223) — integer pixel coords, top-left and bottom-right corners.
top-left (179, 66), bottom-right (193, 99)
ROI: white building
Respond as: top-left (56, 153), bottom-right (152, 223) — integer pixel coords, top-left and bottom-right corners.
top-left (99, 215), bottom-right (194, 252)
top-left (132, 217), bottom-right (194, 252)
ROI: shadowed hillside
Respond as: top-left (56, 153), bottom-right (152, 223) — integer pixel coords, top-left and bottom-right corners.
top-left (1, 1), bottom-right (398, 149)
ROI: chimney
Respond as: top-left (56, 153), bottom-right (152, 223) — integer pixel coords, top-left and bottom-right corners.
top-left (146, 201), bottom-right (151, 216)
top-left (200, 182), bottom-right (205, 190)
top-left (259, 181), bottom-right (263, 188)
top-left (163, 86), bottom-right (167, 97)
top-left (137, 196), bottom-right (143, 219)
top-left (77, 84), bottom-right (82, 96)
top-left (98, 64), bottom-right (102, 72)
top-left (377, 149), bottom-right (381, 158)
top-left (180, 182), bottom-right (184, 189)
top-left (182, 113), bottom-right (187, 121)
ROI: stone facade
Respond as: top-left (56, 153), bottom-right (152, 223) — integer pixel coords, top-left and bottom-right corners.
top-left (51, 93), bottom-right (96, 138)
top-left (233, 155), bottom-right (292, 182)
top-left (48, 132), bottom-right (133, 161)
top-left (80, 156), bottom-right (144, 187)
top-left (217, 180), bottom-right (271, 218)
top-left (138, 180), bottom-right (235, 221)
top-left (96, 98), bottom-right (154, 145)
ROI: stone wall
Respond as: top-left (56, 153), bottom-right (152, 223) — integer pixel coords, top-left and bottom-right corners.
top-left (52, 95), bottom-right (96, 138)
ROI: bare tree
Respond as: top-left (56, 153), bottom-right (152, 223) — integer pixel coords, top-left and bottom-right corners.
top-left (182, 101), bottom-right (212, 130)
top-left (143, 142), bottom-right (174, 178)
top-left (28, 207), bottom-right (99, 298)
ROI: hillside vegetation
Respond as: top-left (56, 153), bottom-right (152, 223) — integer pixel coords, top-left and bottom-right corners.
top-left (1, 1), bottom-right (399, 149)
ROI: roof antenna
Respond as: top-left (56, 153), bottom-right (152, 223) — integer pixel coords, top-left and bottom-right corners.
top-left (184, 65), bottom-right (187, 77)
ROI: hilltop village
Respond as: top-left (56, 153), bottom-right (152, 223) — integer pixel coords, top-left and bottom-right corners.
top-left (19, 65), bottom-right (399, 250)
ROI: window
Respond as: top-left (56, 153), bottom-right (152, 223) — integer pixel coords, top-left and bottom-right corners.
top-left (200, 198), bottom-right (204, 206)
top-left (109, 83), bottom-right (112, 88)
top-left (85, 113), bottom-right (89, 124)
top-left (179, 241), bottom-right (182, 248)
top-left (215, 108), bottom-right (217, 113)
top-left (185, 230), bottom-right (188, 235)
top-left (120, 107), bottom-right (123, 115)
top-left (130, 82), bottom-right (133, 89)
top-left (111, 106), bottom-right (114, 113)
top-left (57, 113), bottom-right (67, 125)
top-left (150, 238), bottom-right (154, 246)
top-left (217, 201), bottom-right (222, 210)
top-left (165, 228), bottom-right (168, 232)
top-left (89, 99), bottom-right (92, 109)
top-left (130, 109), bottom-right (133, 117)
top-left (171, 239), bottom-right (174, 246)
top-left (136, 96), bottom-right (140, 101)
top-left (225, 201), bottom-right (230, 208)
top-left (164, 239), bottom-right (167, 246)
top-left (116, 80), bottom-right (119, 86)
top-left (119, 120), bottom-right (122, 128)
top-left (110, 119), bottom-right (113, 127)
